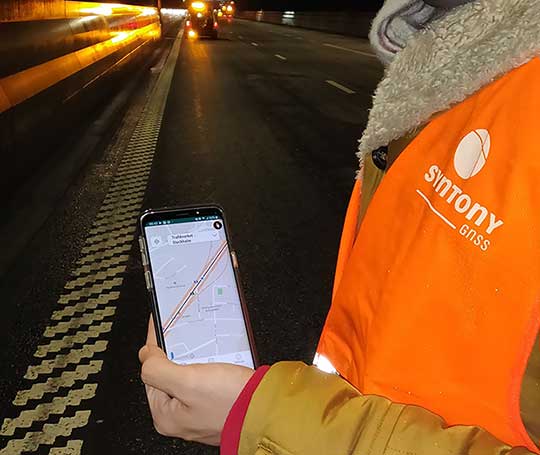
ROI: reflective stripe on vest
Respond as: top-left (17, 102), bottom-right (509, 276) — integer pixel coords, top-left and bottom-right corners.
top-left (317, 58), bottom-right (540, 452)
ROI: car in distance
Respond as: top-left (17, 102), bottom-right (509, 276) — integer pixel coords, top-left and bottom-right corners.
top-left (186, 1), bottom-right (219, 39)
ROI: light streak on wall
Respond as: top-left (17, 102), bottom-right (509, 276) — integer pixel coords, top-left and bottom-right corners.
top-left (0, 2), bottom-right (161, 114)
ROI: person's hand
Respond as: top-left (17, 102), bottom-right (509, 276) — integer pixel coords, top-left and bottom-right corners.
top-left (139, 317), bottom-right (255, 445)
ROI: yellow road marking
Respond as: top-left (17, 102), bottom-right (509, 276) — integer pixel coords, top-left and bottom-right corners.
top-left (14, 362), bottom-right (103, 405)
top-left (64, 267), bottom-right (127, 289)
top-left (58, 279), bottom-right (123, 303)
top-left (1, 386), bottom-right (97, 436)
top-left (25, 341), bottom-right (108, 379)
top-left (49, 440), bottom-right (83, 455)
top-left (0, 412), bottom-right (90, 454)
top-left (51, 293), bottom-right (121, 320)
top-left (37, 323), bottom-right (114, 356)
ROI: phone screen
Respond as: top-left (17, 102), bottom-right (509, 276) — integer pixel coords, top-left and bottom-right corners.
top-left (143, 211), bottom-right (255, 368)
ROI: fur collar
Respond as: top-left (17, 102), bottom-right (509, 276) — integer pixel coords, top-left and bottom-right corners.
top-left (358, 0), bottom-right (540, 170)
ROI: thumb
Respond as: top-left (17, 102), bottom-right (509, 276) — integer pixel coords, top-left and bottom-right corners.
top-left (139, 344), bottom-right (166, 364)
top-left (140, 346), bottom-right (191, 399)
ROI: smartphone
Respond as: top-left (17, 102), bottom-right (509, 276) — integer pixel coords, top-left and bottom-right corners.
top-left (139, 205), bottom-right (258, 368)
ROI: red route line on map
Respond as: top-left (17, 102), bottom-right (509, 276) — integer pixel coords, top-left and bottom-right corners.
top-left (163, 241), bottom-right (227, 334)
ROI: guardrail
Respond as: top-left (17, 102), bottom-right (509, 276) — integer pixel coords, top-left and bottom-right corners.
top-left (0, 1), bottom-right (162, 200)
top-left (236, 10), bottom-right (374, 38)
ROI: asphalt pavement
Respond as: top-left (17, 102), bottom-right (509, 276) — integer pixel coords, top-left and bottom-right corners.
top-left (0, 18), bottom-right (383, 455)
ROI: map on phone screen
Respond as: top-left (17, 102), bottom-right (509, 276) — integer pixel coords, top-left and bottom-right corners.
top-left (145, 217), bottom-right (254, 367)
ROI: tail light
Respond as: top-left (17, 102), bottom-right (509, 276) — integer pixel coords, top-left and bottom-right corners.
top-left (186, 20), bottom-right (191, 27)
top-left (214, 21), bottom-right (218, 28)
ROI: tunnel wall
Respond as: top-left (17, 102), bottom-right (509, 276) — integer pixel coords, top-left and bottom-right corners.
top-left (236, 10), bottom-right (374, 38)
top-left (0, 0), bottom-right (65, 22)
top-left (0, 1), bottom-right (161, 200)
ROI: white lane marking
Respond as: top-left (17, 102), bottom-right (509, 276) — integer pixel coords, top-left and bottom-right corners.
top-left (275, 54), bottom-right (287, 61)
top-left (251, 42), bottom-right (259, 47)
top-left (416, 189), bottom-right (457, 230)
top-left (323, 43), bottom-right (376, 58)
top-left (325, 80), bottom-right (356, 95)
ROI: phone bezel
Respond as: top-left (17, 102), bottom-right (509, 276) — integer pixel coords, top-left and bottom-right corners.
top-left (139, 204), bottom-right (259, 368)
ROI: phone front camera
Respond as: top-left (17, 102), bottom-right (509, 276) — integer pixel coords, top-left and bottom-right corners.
top-left (213, 221), bottom-right (223, 230)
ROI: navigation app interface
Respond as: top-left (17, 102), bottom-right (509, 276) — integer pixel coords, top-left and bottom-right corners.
top-left (145, 215), bottom-right (254, 368)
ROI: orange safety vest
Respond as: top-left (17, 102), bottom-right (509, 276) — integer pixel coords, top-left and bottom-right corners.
top-left (317, 57), bottom-right (540, 452)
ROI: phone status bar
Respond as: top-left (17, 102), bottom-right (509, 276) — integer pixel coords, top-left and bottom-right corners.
top-left (146, 215), bottom-right (220, 226)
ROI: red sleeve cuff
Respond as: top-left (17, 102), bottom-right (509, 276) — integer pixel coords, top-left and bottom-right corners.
top-left (220, 365), bottom-right (270, 455)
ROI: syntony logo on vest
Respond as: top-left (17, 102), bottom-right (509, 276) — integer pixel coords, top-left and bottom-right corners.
top-left (417, 130), bottom-right (504, 251)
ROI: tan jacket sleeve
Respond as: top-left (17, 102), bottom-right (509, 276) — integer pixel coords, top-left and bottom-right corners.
top-left (238, 362), bottom-right (534, 455)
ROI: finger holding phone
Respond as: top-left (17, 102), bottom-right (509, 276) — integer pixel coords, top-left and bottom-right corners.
top-left (139, 317), bottom-right (253, 445)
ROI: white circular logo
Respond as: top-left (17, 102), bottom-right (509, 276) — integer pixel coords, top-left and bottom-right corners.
top-left (454, 129), bottom-right (491, 179)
